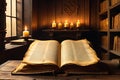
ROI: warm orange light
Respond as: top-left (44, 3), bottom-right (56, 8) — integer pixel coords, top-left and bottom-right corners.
top-left (52, 21), bottom-right (56, 28)
top-left (76, 20), bottom-right (80, 27)
top-left (64, 20), bottom-right (69, 27)
top-left (24, 25), bottom-right (28, 31)
top-left (70, 22), bottom-right (74, 28)
top-left (23, 25), bottom-right (29, 37)
top-left (58, 22), bottom-right (62, 29)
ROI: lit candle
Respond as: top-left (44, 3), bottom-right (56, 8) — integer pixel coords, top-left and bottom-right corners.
top-left (64, 20), bottom-right (69, 28)
top-left (76, 20), bottom-right (80, 27)
top-left (58, 22), bottom-right (62, 29)
top-left (52, 21), bottom-right (56, 28)
top-left (23, 26), bottom-right (29, 37)
top-left (70, 22), bottom-right (74, 29)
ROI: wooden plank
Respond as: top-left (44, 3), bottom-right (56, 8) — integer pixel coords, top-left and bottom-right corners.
top-left (47, 0), bottom-right (56, 27)
top-left (0, 60), bottom-right (21, 72)
top-left (84, 0), bottom-right (90, 27)
top-left (62, 0), bottom-right (78, 22)
top-left (56, 0), bottom-right (63, 23)
top-left (1, 60), bottom-right (120, 79)
top-left (38, 0), bottom-right (48, 28)
top-left (77, 0), bottom-right (85, 26)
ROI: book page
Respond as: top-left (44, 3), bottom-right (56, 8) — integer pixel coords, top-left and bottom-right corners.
top-left (22, 40), bottom-right (60, 65)
top-left (61, 39), bottom-right (100, 67)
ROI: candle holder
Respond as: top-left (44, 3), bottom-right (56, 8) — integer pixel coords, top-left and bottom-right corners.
top-left (23, 37), bottom-right (29, 41)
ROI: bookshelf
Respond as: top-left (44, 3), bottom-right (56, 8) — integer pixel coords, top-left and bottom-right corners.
top-left (99, 0), bottom-right (120, 59)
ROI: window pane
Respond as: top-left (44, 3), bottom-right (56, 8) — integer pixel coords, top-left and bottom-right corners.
top-left (12, 18), bottom-right (17, 36)
top-left (12, 0), bottom-right (16, 16)
top-left (6, 17), bottom-right (11, 37)
top-left (6, 0), bottom-right (11, 16)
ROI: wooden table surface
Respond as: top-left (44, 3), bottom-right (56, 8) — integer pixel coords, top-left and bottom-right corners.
top-left (0, 60), bottom-right (120, 80)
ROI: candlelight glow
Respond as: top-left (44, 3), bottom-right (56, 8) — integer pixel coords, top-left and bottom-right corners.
top-left (70, 22), bottom-right (74, 28)
top-left (24, 25), bottom-right (28, 31)
top-left (76, 20), bottom-right (80, 27)
top-left (23, 25), bottom-right (29, 37)
top-left (58, 22), bottom-right (62, 29)
top-left (52, 21), bottom-right (56, 28)
top-left (64, 20), bottom-right (69, 28)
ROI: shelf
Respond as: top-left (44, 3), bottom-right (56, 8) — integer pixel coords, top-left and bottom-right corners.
top-left (42, 29), bottom-right (90, 32)
top-left (110, 50), bottom-right (120, 56)
top-left (99, 30), bottom-right (108, 32)
top-left (99, 0), bottom-right (120, 59)
top-left (110, 2), bottom-right (120, 15)
top-left (110, 29), bottom-right (120, 32)
top-left (101, 46), bottom-right (108, 51)
top-left (110, 2), bottom-right (120, 11)
top-left (99, 11), bottom-right (108, 19)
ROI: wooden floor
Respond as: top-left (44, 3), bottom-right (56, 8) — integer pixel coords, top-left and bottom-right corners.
top-left (0, 60), bottom-right (120, 80)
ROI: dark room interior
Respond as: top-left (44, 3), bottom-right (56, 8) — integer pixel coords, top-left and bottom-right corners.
top-left (0, 0), bottom-right (120, 79)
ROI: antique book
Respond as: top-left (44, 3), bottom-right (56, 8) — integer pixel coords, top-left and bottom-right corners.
top-left (12, 39), bottom-right (108, 75)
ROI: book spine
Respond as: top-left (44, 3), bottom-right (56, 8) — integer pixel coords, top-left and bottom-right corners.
top-left (100, 0), bottom-right (107, 13)
top-left (100, 18), bottom-right (108, 30)
top-left (112, 13), bottom-right (120, 29)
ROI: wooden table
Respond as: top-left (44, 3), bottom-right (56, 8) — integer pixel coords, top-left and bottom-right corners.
top-left (0, 60), bottom-right (120, 80)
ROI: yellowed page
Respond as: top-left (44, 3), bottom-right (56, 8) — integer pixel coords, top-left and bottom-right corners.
top-left (61, 39), bottom-right (100, 67)
top-left (22, 40), bottom-right (60, 65)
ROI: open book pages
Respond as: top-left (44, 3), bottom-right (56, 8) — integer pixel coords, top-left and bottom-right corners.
top-left (22, 40), bottom-right (60, 66)
top-left (12, 39), bottom-right (101, 74)
top-left (61, 39), bottom-right (100, 66)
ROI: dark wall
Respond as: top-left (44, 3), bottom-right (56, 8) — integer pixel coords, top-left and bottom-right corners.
top-left (31, 0), bottom-right (90, 30)
top-left (31, 0), bottom-right (100, 53)
top-left (24, 0), bottom-right (32, 34)
top-left (0, 0), bottom-right (6, 52)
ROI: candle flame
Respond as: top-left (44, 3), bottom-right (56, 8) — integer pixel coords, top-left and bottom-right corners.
top-left (70, 22), bottom-right (73, 25)
top-left (76, 20), bottom-right (80, 27)
top-left (65, 20), bottom-right (68, 23)
top-left (77, 20), bottom-right (80, 22)
top-left (24, 26), bottom-right (28, 31)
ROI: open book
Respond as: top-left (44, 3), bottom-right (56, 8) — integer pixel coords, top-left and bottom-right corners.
top-left (12, 39), bottom-right (108, 75)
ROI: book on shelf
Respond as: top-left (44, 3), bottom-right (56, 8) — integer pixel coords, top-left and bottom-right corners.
top-left (100, 18), bottom-right (108, 30)
top-left (111, 0), bottom-right (120, 6)
top-left (113, 36), bottom-right (120, 53)
top-left (112, 13), bottom-right (120, 29)
top-left (100, 0), bottom-right (108, 13)
top-left (12, 39), bottom-right (108, 75)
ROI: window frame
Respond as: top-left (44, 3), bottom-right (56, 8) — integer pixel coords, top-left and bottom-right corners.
top-left (5, 0), bottom-right (23, 43)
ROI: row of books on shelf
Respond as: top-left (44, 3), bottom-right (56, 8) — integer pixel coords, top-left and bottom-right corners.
top-left (112, 13), bottom-right (120, 29)
top-left (100, 0), bottom-right (120, 13)
top-left (101, 35), bottom-right (120, 53)
top-left (100, 0), bottom-right (108, 13)
top-left (100, 13), bottom-right (120, 30)
top-left (100, 18), bottom-right (108, 30)
top-left (111, 0), bottom-right (120, 6)
top-left (113, 36), bottom-right (120, 53)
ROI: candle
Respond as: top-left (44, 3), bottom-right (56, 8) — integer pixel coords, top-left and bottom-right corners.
top-left (23, 26), bottom-right (29, 37)
top-left (76, 20), bottom-right (80, 27)
top-left (58, 22), bottom-right (62, 29)
top-left (52, 21), bottom-right (56, 28)
top-left (70, 22), bottom-right (74, 29)
top-left (64, 20), bottom-right (69, 28)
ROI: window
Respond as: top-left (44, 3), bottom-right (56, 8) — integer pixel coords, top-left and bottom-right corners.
top-left (6, 0), bottom-right (17, 37)
top-left (5, 0), bottom-right (31, 42)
